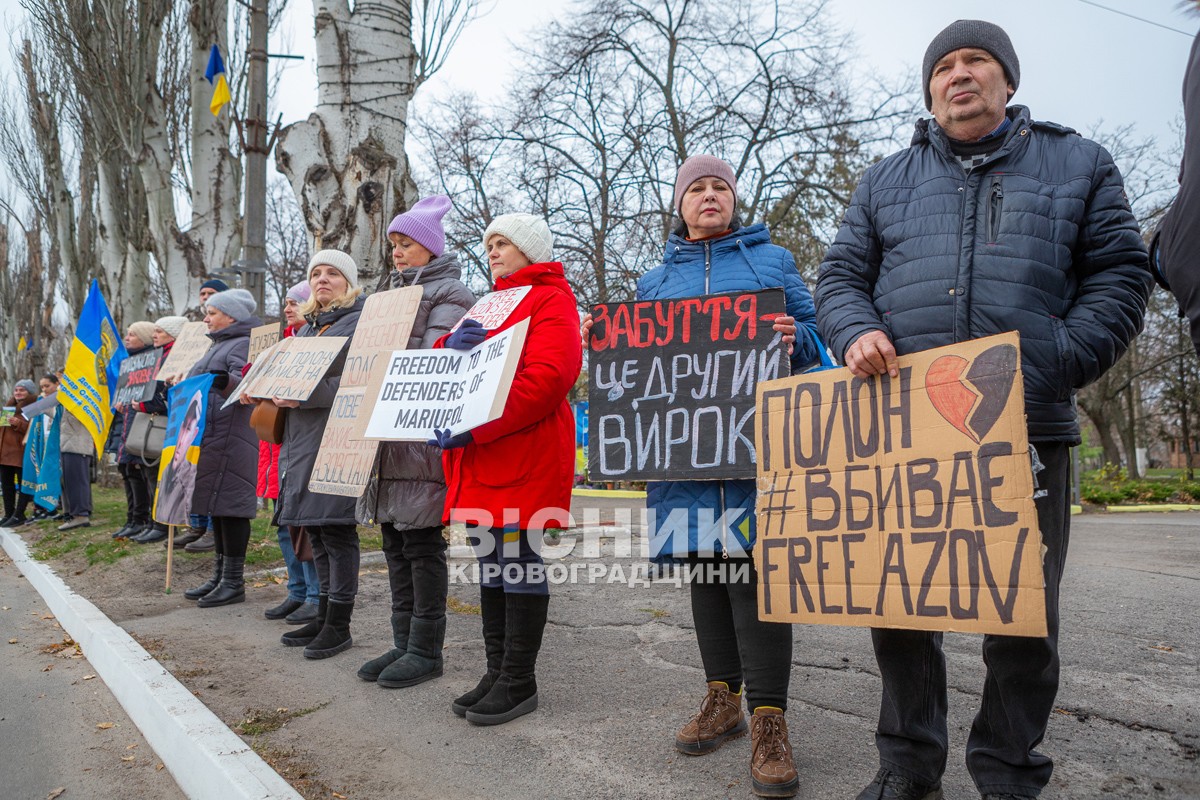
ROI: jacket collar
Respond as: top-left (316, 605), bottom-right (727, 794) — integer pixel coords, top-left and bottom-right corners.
top-left (386, 252), bottom-right (464, 289)
top-left (493, 261), bottom-right (570, 293)
top-left (306, 295), bottom-right (365, 330)
top-left (663, 222), bottom-right (771, 262)
top-left (914, 105), bottom-right (1033, 162)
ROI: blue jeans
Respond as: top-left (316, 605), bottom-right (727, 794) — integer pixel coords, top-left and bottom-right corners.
top-left (190, 513), bottom-right (211, 532)
top-left (277, 527), bottom-right (319, 604)
top-left (472, 527), bottom-right (548, 596)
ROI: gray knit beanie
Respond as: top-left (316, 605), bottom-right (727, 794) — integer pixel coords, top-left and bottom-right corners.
top-left (15, 379), bottom-right (37, 396)
top-left (205, 288), bottom-right (257, 322)
top-left (922, 20), bottom-right (1020, 111)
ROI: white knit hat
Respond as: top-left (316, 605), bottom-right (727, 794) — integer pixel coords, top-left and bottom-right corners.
top-left (154, 316), bottom-right (188, 339)
top-left (308, 249), bottom-right (359, 288)
top-left (483, 214), bottom-right (554, 265)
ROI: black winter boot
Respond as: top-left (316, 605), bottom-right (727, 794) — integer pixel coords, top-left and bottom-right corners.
top-left (465, 592), bottom-right (548, 726)
top-left (197, 556), bottom-right (246, 607)
top-left (452, 586), bottom-right (507, 717)
top-left (378, 616), bottom-right (445, 688)
top-left (184, 555), bottom-right (224, 600)
top-left (357, 612), bottom-right (412, 682)
top-left (303, 600), bottom-right (354, 659)
top-left (282, 594), bottom-right (327, 647)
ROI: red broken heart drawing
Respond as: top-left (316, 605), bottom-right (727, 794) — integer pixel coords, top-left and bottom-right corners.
top-left (925, 344), bottom-right (1018, 443)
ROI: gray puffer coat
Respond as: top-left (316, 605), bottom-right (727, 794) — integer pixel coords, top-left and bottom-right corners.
top-left (188, 317), bottom-right (260, 519)
top-left (277, 296), bottom-right (365, 528)
top-left (815, 105), bottom-right (1152, 443)
top-left (356, 254), bottom-right (477, 529)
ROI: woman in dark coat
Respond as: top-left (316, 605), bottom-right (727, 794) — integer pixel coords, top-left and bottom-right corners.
top-left (182, 288), bottom-right (261, 608)
top-left (111, 321), bottom-right (160, 542)
top-left (356, 196), bottom-right (476, 688)
top-left (272, 250), bottom-right (366, 659)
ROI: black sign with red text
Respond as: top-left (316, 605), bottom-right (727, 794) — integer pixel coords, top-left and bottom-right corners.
top-left (587, 289), bottom-right (787, 481)
top-left (113, 347), bottom-right (165, 407)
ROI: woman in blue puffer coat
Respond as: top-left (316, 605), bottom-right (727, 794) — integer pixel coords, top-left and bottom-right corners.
top-left (586, 155), bottom-right (818, 798)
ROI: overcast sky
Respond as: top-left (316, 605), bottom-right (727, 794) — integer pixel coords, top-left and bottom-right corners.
top-left (0, 0), bottom-right (1197, 194)
top-left (266, 0), bottom-right (1200, 153)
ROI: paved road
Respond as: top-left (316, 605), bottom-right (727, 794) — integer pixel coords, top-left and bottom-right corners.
top-left (0, 551), bottom-right (185, 800)
top-left (100, 506), bottom-right (1198, 800)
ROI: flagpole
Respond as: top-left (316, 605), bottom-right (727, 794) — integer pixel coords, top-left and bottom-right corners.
top-left (165, 525), bottom-right (174, 593)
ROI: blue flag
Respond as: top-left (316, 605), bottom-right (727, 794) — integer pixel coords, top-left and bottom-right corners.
top-left (22, 405), bottom-right (62, 512)
top-left (153, 373), bottom-right (215, 526)
top-left (60, 279), bottom-right (127, 454)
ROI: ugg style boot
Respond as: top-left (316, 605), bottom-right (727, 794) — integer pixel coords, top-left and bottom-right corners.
top-left (197, 556), bottom-right (246, 607)
top-left (378, 616), bottom-right (445, 688)
top-left (465, 592), bottom-right (547, 726)
top-left (452, 586), bottom-right (506, 717)
top-left (184, 554), bottom-right (224, 600)
top-left (357, 612), bottom-right (412, 682)
top-left (303, 600), bottom-right (354, 659)
top-left (675, 681), bottom-right (748, 755)
top-left (749, 707), bottom-right (799, 798)
top-left (282, 594), bottom-right (328, 647)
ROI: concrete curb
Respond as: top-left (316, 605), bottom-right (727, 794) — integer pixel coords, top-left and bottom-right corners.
top-left (1100, 503), bottom-right (1200, 513)
top-left (1, 528), bottom-right (302, 800)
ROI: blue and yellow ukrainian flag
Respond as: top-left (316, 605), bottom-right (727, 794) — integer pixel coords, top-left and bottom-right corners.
top-left (59, 279), bottom-right (127, 454)
top-left (17, 335), bottom-right (29, 352)
top-left (205, 44), bottom-right (231, 116)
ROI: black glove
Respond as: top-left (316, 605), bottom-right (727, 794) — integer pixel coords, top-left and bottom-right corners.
top-left (207, 370), bottom-right (230, 391)
top-left (446, 318), bottom-right (488, 350)
top-left (426, 428), bottom-right (472, 450)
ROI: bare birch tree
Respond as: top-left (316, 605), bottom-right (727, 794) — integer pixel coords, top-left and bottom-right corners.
top-left (277, 0), bottom-right (479, 288)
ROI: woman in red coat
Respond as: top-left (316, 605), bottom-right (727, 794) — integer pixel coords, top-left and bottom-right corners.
top-left (430, 213), bottom-right (581, 726)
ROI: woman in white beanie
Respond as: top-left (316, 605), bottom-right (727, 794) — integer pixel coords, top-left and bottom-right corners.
top-left (182, 288), bottom-right (262, 608)
top-left (273, 250), bottom-right (367, 659)
top-left (429, 213), bottom-right (582, 726)
top-left (110, 322), bottom-right (162, 543)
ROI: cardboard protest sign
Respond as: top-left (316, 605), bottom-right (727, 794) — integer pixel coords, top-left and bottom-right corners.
top-left (242, 335), bottom-right (350, 402)
top-left (248, 323), bottom-right (280, 364)
top-left (153, 373), bottom-right (215, 526)
top-left (309, 286), bottom-right (424, 497)
top-left (754, 331), bottom-right (1046, 637)
top-left (450, 286), bottom-right (531, 332)
top-left (587, 289), bottom-right (787, 482)
top-left (157, 322), bottom-right (212, 379)
top-left (220, 339), bottom-right (282, 410)
top-left (112, 347), bottom-right (165, 407)
top-left (361, 318), bottom-right (528, 441)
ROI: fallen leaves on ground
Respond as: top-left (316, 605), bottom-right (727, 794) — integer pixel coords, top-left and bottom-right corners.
top-left (96, 722), bottom-right (114, 730)
top-left (83, 674), bottom-right (95, 681)
top-left (46, 788), bottom-right (65, 799)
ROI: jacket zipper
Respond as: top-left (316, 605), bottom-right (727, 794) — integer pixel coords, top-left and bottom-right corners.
top-left (987, 179), bottom-right (1004, 243)
top-left (704, 241), bottom-right (712, 293)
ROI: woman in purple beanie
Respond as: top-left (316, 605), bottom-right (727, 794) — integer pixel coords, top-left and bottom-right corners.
top-left (355, 195), bottom-right (477, 689)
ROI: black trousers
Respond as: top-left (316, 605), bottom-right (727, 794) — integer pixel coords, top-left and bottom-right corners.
top-left (1, 464), bottom-right (30, 520)
top-left (309, 524), bottom-right (360, 604)
top-left (689, 556), bottom-right (792, 712)
top-left (871, 442), bottom-right (1071, 797)
top-left (60, 453), bottom-right (93, 517)
top-left (212, 516), bottom-right (251, 558)
top-left (382, 523), bottom-right (448, 619)
top-left (118, 462), bottom-right (153, 525)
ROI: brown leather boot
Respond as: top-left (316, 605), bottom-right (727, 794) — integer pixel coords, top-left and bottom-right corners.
top-left (675, 680), bottom-right (747, 755)
top-left (172, 525), bottom-right (206, 549)
top-left (749, 707), bottom-right (798, 797)
top-left (184, 530), bottom-right (216, 553)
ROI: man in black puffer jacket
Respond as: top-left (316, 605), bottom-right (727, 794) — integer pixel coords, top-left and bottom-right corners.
top-left (815, 20), bottom-right (1153, 800)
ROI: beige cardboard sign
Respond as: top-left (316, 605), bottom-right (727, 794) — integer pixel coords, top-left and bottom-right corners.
top-left (243, 335), bottom-right (350, 402)
top-left (309, 286), bottom-right (424, 497)
top-left (360, 318), bottom-right (528, 441)
top-left (157, 322), bottom-right (212, 381)
top-left (754, 331), bottom-right (1047, 637)
top-left (248, 323), bottom-right (281, 364)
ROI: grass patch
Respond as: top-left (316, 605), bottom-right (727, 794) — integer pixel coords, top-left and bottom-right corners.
top-left (235, 703), bottom-right (327, 737)
top-left (1081, 465), bottom-right (1200, 506)
top-left (447, 596), bottom-right (481, 615)
top-left (26, 486), bottom-right (384, 569)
